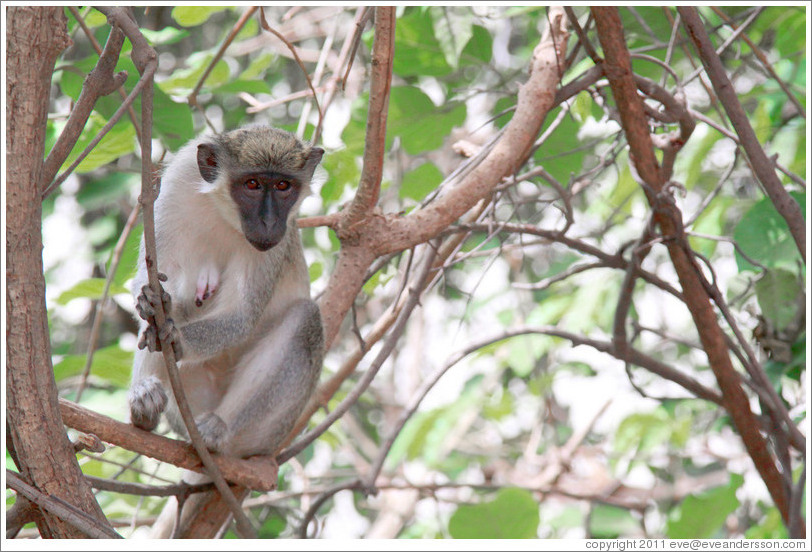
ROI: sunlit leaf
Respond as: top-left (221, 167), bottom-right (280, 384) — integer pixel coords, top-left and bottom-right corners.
top-left (449, 488), bottom-right (539, 538)
top-left (666, 474), bottom-right (743, 538)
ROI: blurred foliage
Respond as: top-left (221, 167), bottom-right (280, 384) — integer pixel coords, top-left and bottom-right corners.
top-left (22, 4), bottom-right (807, 540)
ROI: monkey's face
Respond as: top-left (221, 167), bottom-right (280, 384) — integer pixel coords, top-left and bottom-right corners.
top-left (229, 171), bottom-right (302, 251)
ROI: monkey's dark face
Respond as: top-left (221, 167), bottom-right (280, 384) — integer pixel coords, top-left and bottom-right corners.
top-left (229, 172), bottom-right (302, 251)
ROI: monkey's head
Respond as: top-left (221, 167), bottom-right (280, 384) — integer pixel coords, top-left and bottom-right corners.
top-left (196, 126), bottom-right (324, 252)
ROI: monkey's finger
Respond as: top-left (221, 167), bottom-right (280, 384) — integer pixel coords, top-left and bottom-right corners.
top-left (158, 271), bottom-right (168, 282)
top-left (138, 327), bottom-right (161, 352)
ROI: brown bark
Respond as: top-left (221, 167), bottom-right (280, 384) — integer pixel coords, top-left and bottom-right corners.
top-left (591, 6), bottom-right (796, 533)
top-left (59, 399), bottom-right (279, 491)
top-left (6, 6), bottom-right (115, 538)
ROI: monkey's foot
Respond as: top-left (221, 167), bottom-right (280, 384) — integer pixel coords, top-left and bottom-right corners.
top-left (195, 412), bottom-right (228, 452)
top-left (195, 265), bottom-right (219, 307)
top-left (129, 376), bottom-right (168, 432)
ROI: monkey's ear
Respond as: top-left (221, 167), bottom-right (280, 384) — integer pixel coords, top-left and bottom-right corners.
top-left (197, 143), bottom-right (220, 183)
top-left (303, 147), bottom-right (324, 178)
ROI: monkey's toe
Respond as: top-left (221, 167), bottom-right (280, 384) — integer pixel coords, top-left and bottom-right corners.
top-left (196, 412), bottom-right (228, 452)
top-left (129, 376), bottom-right (168, 431)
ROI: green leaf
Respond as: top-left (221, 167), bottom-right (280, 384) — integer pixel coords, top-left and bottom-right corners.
top-left (157, 53), bottom-right (231, 95)
top-left (386, 86), bottom-right (466, 155)
top-left (152, 86), bottom-right (195, 150)
top-left (400, 162), bottom-right (442, 202)
top-left (308, 261), bottom-right (324, 283)
top-left (733, 192), bottom-right (805, 272)
top-left (614, 410), bottom-right (671, 456)
top-left (109, 223), bottom-right (142, 288)
top-left (666, 473), bottom-right (743, 538)
top-left (61, 115), bottom-right (137, 174)
top-left (689, 197), bottom-right (732, 258)
top-left (211, 79), bottom-right (272, 95)
top-left (589, 505), bottom-right (640, 538)
top-left (56, 278), bottom-right (129, 305)
top-left (460, 25), bottom-right (493, 66)
top-left (239, 52), bottom-right (276, 80)
top-left (449, 488), bottom-right (539, 538)
top-left (431, 8), bottom-right (472, 69)
top-left (755, 268), bottom-right (803, 331)
top-left (571, 91), bottom-right (593, 123)
top-left (76, 172), bottom-right (139, 210)
top-left (53, 344), bottom-right (134, 387)
top-left (320, 148), bottom-right (358, 203)
top-left (393, 8), bottom-right (453, 77)
top-left (745, 507), bottom-right (789, 539)
top-left (140, 27), bottom-right (190, 45)
top-left (171, 6), bottom-right (226, 27)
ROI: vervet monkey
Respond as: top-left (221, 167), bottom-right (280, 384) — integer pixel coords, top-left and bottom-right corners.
top-left (129, 126), bottom-right (325, 460)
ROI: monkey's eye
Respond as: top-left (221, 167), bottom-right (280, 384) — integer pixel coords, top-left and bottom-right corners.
top-left (275, 180), bottom-right (292, 192)
top-left (245, 179), bottom-right (261, 190)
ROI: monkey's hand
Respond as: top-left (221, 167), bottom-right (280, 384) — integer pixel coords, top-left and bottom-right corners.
top-left (136, 280), bottom-right (184, 359)
top-left (194, 265), bottom-right (219, 307)
top-left (129, 375), bottom-right (168, 432)
top-left (195, 412), bottom-right (228, 452)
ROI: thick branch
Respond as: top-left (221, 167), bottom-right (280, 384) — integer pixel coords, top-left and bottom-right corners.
top-left (318, 8), bottom-right (570, 349)
top-left (6, 6), bottom-right (114, 538)
top-left (59, 399), bottom-right (278, 491)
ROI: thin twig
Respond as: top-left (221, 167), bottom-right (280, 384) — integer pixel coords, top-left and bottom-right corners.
top-left (188, 6), bottom-right (258, 115)
top-left (75, 203), bottom-right (141, 403)
top-left (68, 6), bottom-right (142, 140)
top-left (96, 6), bottom-right (257, 539)
top-left (680, 7), bottom-right (805, 261)
top-left (259, 7), bottom-right (323, 137)
top-left (710, 6), bottom-right (804, 119)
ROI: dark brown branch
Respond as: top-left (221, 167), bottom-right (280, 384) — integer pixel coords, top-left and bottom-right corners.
top-left (86, 475), bottom-right (215, 497)
top-left (678, 7), bottom-right (805, 262)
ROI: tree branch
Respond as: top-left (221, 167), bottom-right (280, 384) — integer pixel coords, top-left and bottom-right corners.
top-left (678, 6), bottom-right (805, 262)
top-left (592, 6), bottom-right (795, 531)
top-left (58, 398), bottom-right (278, 491)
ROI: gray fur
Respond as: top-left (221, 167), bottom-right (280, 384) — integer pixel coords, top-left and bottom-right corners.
top-left (128, 125), bottom-right (324, 459)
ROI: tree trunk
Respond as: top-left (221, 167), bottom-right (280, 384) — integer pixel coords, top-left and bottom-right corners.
top-left (6, 6), bottom-right (114, 538)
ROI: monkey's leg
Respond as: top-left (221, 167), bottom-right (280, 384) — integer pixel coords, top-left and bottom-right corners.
top-left (196, 299), bottom-right (323, 457)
